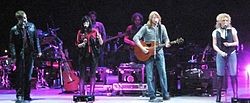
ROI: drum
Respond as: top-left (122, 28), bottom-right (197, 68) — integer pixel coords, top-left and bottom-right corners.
top-left (41, 44), bottom-right (61, 59)
top-left (184, 68), bottom-right (204, 79)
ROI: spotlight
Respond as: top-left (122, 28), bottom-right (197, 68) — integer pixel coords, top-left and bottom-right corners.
top-left (245, 64), bottom-right (250, 74)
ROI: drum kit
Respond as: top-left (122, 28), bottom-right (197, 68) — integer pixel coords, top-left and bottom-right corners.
top-left (36, 27), bottom-right (64, 88)
top-left (0, 55), bottom-right (14, 88)
top-left (181, 44), bottom-right (216, 79)
top-left (0, 27), bottom-right (63, 89)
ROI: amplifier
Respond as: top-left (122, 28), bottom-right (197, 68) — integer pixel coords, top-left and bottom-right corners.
top-left (118, 63), bottom-right (145, 83)
top-left (113, 83), bottom-right (147, 91)
top-left (112, 83), bottom-right (147, 96)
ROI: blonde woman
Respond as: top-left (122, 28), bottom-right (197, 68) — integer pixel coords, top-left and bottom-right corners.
top-left (212, 13), bottom-right (239, 102)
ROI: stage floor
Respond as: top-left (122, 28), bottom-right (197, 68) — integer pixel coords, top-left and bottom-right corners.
top-left (0, 70), bottom-right (250, 103)
top-left (0, 84), bottom-right (249, 103)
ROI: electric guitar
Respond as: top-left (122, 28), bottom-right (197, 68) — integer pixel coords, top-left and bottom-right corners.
top-left (134, 37), bottom-right (184, 61)
top-left (104, 33), bottom-right (126, 43)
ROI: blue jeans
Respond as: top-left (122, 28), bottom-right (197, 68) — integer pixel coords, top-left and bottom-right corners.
top-left (145, 51), bottom-right (169, 98)
top-left (216, 51), bottom-right (237, 76)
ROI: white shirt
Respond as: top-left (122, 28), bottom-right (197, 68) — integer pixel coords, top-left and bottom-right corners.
top-left (212, 27), bottom-right (237, 39)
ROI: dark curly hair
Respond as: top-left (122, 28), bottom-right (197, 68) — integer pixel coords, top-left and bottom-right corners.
top-left (131, 12), bottom-right (143, 23)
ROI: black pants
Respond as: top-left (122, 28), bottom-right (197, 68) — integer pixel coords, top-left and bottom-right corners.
top-left (15, 51), bottom-right (34, 98)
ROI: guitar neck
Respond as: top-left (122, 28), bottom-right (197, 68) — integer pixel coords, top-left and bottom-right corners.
top-left (104, 33), bottom-right (126, 43)
top-left (157, 40), bottom-right (177, 48)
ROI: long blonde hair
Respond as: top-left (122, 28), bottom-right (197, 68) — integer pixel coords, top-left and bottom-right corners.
top-left (215, 13), bottom-right (232, 29)
top-left (146, 11), bottom-right (162, 28)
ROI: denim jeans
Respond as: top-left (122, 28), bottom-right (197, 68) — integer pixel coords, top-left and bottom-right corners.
top-left (216, 51), bottom-right (237, 76)
top-left (145, 50), bottom-right (169, 98)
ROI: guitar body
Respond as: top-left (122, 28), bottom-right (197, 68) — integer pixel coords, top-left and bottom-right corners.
top-left (134, 38), bottom-right (184, 61)
top-left (59, 49), bottom-right (80, 92)
top-left (134, 41), bottom-right (155, 61)
top-left (63, 70), bottom-right (79, 91)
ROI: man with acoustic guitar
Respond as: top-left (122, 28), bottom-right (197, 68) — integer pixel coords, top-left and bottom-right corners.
top-left (133, 11), bottom-right (170, 102)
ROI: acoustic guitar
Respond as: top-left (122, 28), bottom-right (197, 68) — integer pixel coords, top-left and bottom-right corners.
top-left (59, 49), bottom-right (79, 92)
top-left (134, 37), bottom-right (184, 61)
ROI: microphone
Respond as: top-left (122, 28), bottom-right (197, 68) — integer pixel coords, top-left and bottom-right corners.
top-left (223, 24), bottom-right (228, 29)
top-left (21, 21), bottom-right (28, 28)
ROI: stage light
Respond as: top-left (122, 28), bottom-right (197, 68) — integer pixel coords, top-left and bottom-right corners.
top-left (246, 64), bottom-right (250, 74)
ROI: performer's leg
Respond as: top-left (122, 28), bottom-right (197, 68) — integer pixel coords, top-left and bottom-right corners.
top-left (89, 57), bottom-right (98, 96)
top-left (89, 77), bottom-right (95, 96)
top-left (155, 53), bottom-right (170, 100)
top-left (145, 58), bottom-right (156, 101)
top-left (216, 53), bottom-right (226, 102)
top-left (228, 52), bottom-right (238, 98)
top-left (15, 58), bottom-right (24, 100)
top-left (230, 76), bottom-right (238, 98)
top-left (216, 76), bottom-right (224, 102)
top-left (23, 53), bottom-right (34, 100)
top-left (78, 57), bottom-right (86, 95)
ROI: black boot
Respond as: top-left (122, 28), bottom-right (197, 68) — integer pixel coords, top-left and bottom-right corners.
top-left (216, 76), bottom-right (223, 103)
top-left (16, 88), bottom-right (24, 101)
top-left (89, 78), bottom-right (95, 96)
top-left (231, 76), bottom-right (238, 98)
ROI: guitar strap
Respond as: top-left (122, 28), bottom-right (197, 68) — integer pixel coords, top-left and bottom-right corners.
top-left (158, 23), bottom-right (162, 43)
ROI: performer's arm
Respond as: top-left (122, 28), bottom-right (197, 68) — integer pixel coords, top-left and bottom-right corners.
top-left (124, 26), bottom-right (136, 46)
top-left (33, 24), bottom-right (42, 57)
top-left (96, 31), bottom-right (103, 45)
top-left (9, 29), bottom-right (16, 60)
top-left (162, 25), bottom-right (171, 48)
top-left (76, 31), bottom-right (87, 48)
top-left (223, 28), bottom-right (239, 47)
top-left (133, 25), bottom-right (148, 54)
top-left (100, 23), bottom-right (107, 42)
top-left (212, 31), bottom-right (227, 57)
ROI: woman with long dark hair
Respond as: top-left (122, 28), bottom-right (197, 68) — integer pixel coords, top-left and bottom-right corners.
top-left (75, 15), bottom-right (103, 95)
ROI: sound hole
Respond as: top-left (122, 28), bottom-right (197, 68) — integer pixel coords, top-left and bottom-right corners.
top-left (146, 43), bottom-right (151, 47)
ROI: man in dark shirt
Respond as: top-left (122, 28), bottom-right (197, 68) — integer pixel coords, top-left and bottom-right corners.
top-left (9, 10), bottom-right (42, 101)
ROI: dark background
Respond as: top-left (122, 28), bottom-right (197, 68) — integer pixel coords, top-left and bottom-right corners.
top-left (1, 0), bottom-right (250, 68)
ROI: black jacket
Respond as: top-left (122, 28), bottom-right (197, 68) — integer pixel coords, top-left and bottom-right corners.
top-left (9, 22), bottom-right (41, 59)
